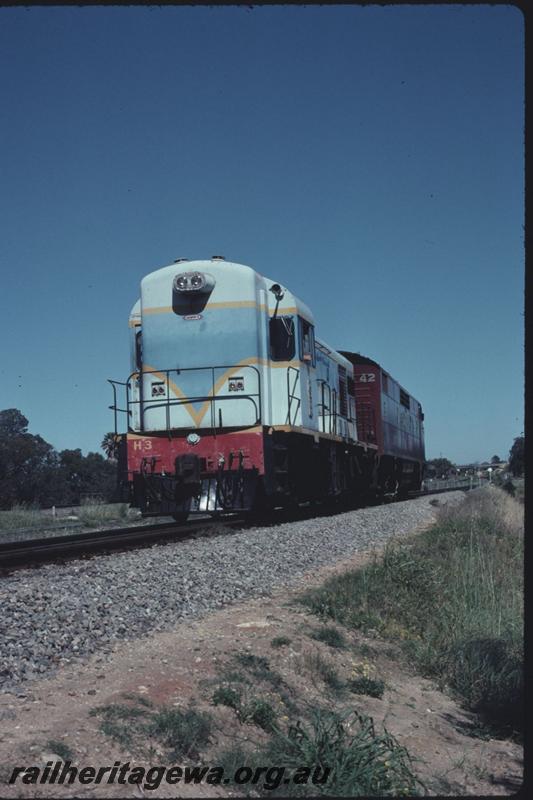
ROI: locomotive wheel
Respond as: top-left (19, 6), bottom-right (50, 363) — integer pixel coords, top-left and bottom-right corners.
top-left (172, 511), bottom-right (189, 524)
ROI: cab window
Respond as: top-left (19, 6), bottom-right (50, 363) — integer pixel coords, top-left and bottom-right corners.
top-left (299, 318), bottom-right (315, 365)
top-left (270, 316), bottom-right (295, 361)
top-left (338, 365), bottom-right (348, 417)
top-left (135, 330), bottom-right (143, 370)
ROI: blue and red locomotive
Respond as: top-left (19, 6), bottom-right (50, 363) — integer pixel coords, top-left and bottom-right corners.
top-left (110, 257), bottom-right (425, 518)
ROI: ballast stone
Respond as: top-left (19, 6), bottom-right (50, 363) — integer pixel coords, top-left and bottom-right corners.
top-left (0, 493), bottom-right (464, 692)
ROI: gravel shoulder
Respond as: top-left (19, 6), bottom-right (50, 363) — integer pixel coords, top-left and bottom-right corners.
top-left (0, 493), bottom-right (522, 798)
top-left (1, 494), bottom-right (465, 692)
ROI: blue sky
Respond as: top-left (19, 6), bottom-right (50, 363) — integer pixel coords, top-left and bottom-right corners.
top-left (0, 5), bottom-right (524, 464)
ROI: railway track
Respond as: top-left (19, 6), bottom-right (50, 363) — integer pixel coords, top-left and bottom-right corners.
top-left (0, 483), bottom-right (481, 570)
top-left (0, 517), bottom-right (244, 569)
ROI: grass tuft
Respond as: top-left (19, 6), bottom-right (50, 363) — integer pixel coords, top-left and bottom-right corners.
top-left (89, 703), bottom-right (149, 748)
top-left (244, 698), bottom-right (278, 731)
top-left (212, 685), bottom-right (277, 731)
top-left (302, 652), bottom-right (345, 696)
top-left (271, 635), bottom-right (292, 648)
top-left (120, 692), bottom-right (154, 707)
top-left (309, 625), bottom-right (347, 649)
top-left (45, 740), bottom-right (74, 761)
top-left (218, 709), bottom-right (421, 796)
top-left (148, 707), bottom-right (213, 759)
top-left (233, 652), bottom-right (283, 688)
top-left (212, 685), bottom-right (242, 711)
top-left (348, 676), bottom-right (386, 699)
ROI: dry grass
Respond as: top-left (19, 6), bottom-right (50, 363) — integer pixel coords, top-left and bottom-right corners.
top-left (437, 485), bottom-right (524, 538)
top-left (0, 503), bottom-right (48, 531)
top-left (76, 499), bottom-right (131, 526)
top-left (300, 487), bottom-right (524, 737)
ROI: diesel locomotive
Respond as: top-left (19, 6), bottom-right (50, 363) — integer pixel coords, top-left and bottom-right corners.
top-left (110, 257), bottom-right (425, 518)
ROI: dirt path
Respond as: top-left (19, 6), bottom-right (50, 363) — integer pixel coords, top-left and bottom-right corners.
top-left (0, 535), bottom-right (522, 797)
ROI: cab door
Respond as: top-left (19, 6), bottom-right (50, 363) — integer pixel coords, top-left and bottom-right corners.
top-left (298, 317), bottom-right (318, 429)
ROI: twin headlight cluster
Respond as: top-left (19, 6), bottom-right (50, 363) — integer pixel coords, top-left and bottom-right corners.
top-left (173, 272), bottom-right (216, 294)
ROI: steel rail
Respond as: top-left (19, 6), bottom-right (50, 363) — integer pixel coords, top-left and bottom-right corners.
top-left (0, 518), bottom-right (243, 569)
top-left (0, 483), bottom-right (479, 571)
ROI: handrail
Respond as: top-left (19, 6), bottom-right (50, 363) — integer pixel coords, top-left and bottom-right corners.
top-left (109, 365), bottom-right (262, 435)
top-left (286, 366), bottom-right (300, 425)
top-left (317, 379), bottom-right (332, 434)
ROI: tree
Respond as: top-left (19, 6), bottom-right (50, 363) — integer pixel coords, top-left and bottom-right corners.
top-left (0, 409), bottom-right (119, 508)
top-left (0, 408), bottom-right (29, 437)
top-left (101, 432), bottom-right (119, 460)
top-left (508, 436), bottom-right (524, 477)
top-left (57, 449), bottom-right (117, 504)
top-left (491, 455), bottom-right (501, 464)
top-left (426, 457), bottom-right (455, 478)
top-left (0, 409), bottom-right (59, 509)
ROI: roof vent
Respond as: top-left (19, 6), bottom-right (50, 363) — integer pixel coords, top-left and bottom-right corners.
top-left (211, 255), bottom-right (225, 261)
top-left (174, 258), bottom-right (189, 263)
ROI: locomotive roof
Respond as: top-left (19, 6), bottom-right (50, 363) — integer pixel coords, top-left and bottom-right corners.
top-left (339, 351), bottom-right (381, 369)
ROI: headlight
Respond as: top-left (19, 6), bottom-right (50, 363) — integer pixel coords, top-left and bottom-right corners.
top-left (173, 271), bottom-right (215, 294)
top-left (190, 272), bottom-right (205, 290)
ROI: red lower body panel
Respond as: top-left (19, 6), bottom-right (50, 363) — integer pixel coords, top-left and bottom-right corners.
top-left (126, 428), bottom-right (265, 480)
top-left (122, 428), bottom-right (265, 515)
